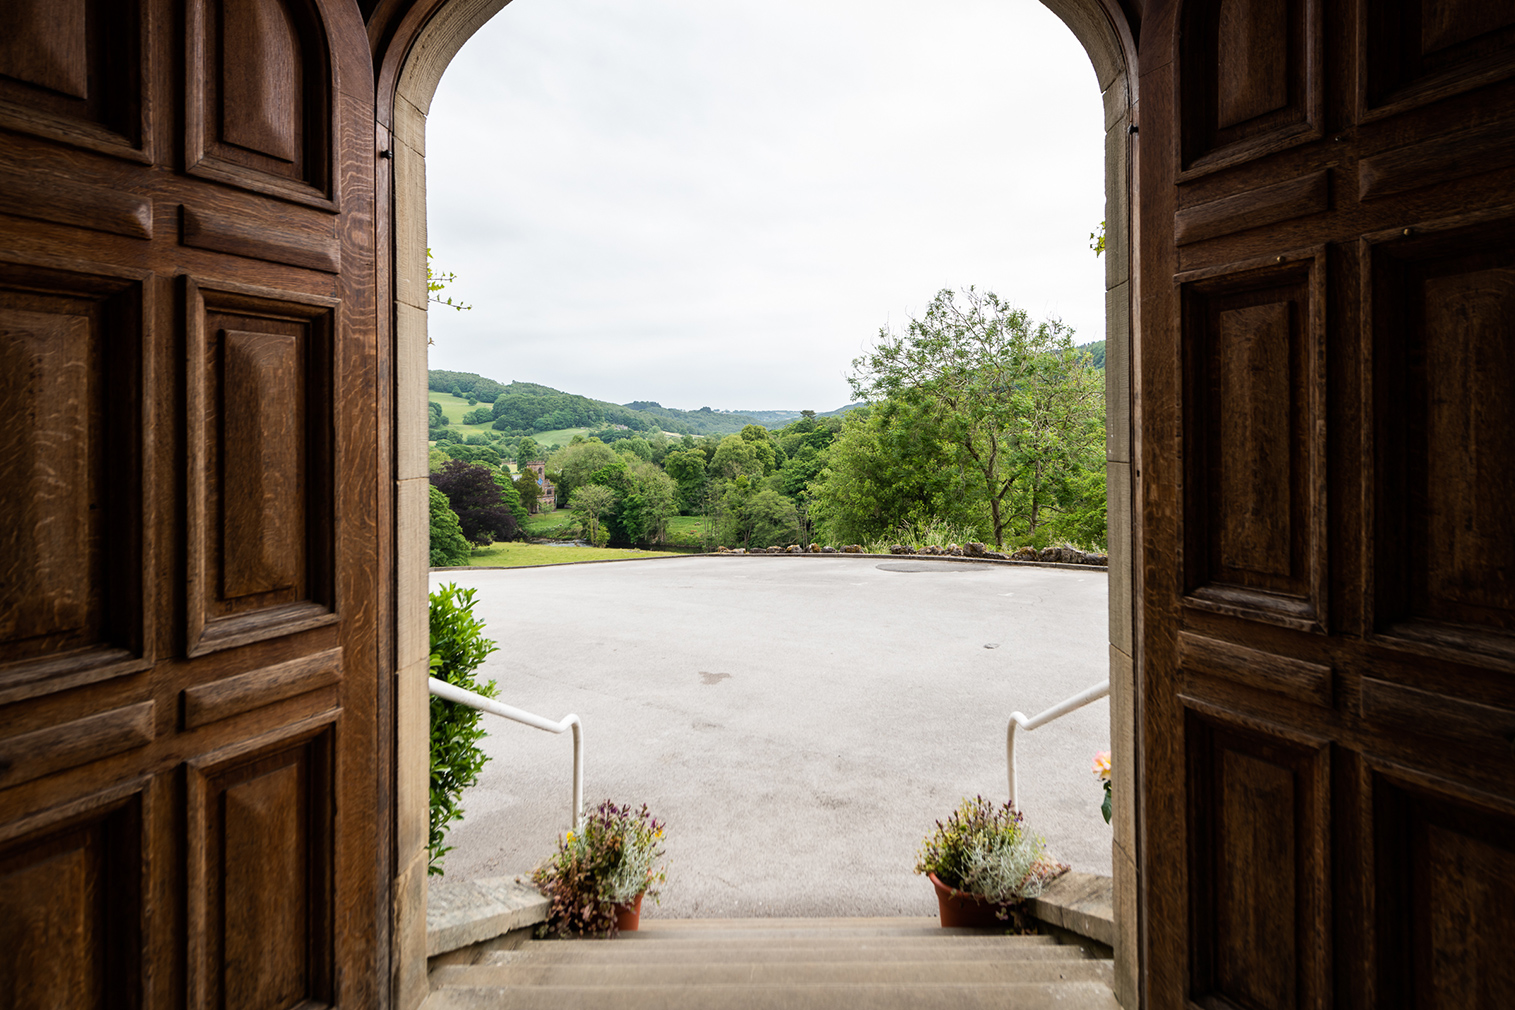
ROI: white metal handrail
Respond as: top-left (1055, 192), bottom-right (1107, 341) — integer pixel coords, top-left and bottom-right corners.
top-left (428, 676), bottom-right (584, 829)
top-left (1006, 679), bottom-right (1109, 809)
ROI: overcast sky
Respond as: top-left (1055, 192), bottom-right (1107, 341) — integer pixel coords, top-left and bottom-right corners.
top-left (425, 0), bottom-right (1106, 414)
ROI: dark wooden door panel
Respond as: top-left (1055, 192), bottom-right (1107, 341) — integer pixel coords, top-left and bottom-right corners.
top-left (1181, 252), bottom-right (1326, 631)
top-left (1179, 0), bottom-right (1322, 177)
top-left (0, 0), bottom-right (149, 160)
top-left (0, 265), bottom-right (148, 703)
top-left (1368, 215), bottom-right (1515, 663)
top-left (0, 1), bottom-right (380, 1008)
top-left (0, 778), bottom-right (147, 1010)
top-left (1144, 0), bottom-right (1515, 1006)
top-left (187, 715), bottom-right (336, 1010)
top-left (185, 0), bottom-right (336, 207)
top-left (1371, 766), bottom-right (1515, 1010)
top-left (1186, 707), bottom-right (1331, 1010)
top-left (186, 279), bottom-right (338, 657)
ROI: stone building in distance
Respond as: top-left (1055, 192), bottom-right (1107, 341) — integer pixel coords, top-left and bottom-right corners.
top-left (523, 462), bottom-right (555, 513)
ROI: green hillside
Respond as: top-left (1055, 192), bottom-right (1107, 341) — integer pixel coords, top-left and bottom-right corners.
top-left (1075, 340), bottom-right (1106, 369)
top-left (428, 370), bottom-right (858, 435)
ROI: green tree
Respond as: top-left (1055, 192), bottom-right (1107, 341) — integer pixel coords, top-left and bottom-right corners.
top-left (516, 436), bottom-right (542, 464)
top-left (613, 436), bottom-right (654, 462)
top-left (807, 401), bottom-right (972, 545)
top-left (428, 485), bottom-right (472, 567)
top-left (999, 346), bottom-right (1104, 543)
top-left (718, 479), bottom-right (801, 548)
top-left (491, 469), bottom-right (530, 526)
top-left (662, 448), bottom-right (708, 512)
top-left (738, 424), bottom-right (778, 473)
top-left (572, 484), bottom-right (617, 546)
top-left (630, 461), bottom-right (678, 543)
top-left (712, 434), bottom-right (764, 480)
top-left (514, 468), bottom-right (540, 513)
top-left (546, 439), bottom-right (619, 501)
top-left (849, 286), bottom-right (1103, 547)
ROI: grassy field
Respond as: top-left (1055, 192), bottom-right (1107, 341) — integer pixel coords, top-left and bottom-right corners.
top-left (520, 511), bottom-right (707, 548)
top-left (522, 510), bottom-right (579, 538)
top-left (428, 391), bottom-right (599, 455)
top-left (524, 426), bottom-right (596, 449)
top-left (455, 541), bottom-right (682, 567)
top-left (663, 515), bottom-right (708, 548)
top-left (429, 390), bottom-right (488, 426)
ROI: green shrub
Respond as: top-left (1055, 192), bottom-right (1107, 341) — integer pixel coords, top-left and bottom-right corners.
top-left (429, 485), bottom-right (472, 567)
top-left (429, 584), bottom-right (500, 874)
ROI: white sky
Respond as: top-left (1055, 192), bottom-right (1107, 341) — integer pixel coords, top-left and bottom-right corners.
top-left (425, 0), bottom-right (1106, 414)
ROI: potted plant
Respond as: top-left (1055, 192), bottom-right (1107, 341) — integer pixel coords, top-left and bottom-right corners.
top-left (531, 800), bottom-right (666, 937)
top-left (913, 796), bottom-right (1065, 929)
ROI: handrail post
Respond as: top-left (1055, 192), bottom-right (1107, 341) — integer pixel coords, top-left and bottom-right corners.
top-left (1005, 680), bottom-right (1109, 812)
top-left (428, 676), bottom-right (585, 835)
top-left (570, 718), bottom-right (583, 829)
top-left (1006, 714), bottom-right (1025, 809)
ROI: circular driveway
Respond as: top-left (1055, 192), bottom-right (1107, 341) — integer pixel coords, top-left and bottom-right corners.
top-left (432, 555), bottom-right (1111, 919)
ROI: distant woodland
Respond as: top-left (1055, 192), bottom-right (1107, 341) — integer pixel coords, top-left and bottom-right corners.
top-left (428, 292), bottom-right (1107, 562)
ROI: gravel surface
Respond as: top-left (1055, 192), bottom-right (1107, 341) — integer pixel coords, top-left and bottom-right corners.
top-left (432, 555), bottom-right (1112, 919)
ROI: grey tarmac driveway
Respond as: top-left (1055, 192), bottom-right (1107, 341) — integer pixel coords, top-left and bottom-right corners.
top-left (432, 554), bottom-right (1111, 919)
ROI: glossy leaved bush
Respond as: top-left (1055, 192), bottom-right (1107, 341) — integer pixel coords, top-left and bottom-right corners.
top-left (428, 584), bottom-right (499, 874)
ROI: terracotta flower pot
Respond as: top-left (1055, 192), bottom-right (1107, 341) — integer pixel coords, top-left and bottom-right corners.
top-left (928, 873), bottom-right (1010, 929)
top-left (612, 891), bottom-right (644, 932)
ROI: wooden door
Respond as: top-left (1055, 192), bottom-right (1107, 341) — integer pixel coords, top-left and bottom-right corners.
top-left (1140, 1), bottom-right (1515, 1007)
top-left (0, 2), bottom-right (384, 1008)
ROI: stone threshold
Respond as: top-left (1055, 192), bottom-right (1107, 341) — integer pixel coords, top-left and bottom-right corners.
top-left (1028, 871), bottom-right (1114, 949)
top-left (426, 875), bottom-right (549, 958)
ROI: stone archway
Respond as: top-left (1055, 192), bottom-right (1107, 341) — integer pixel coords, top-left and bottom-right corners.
top-left (376, 3), bottom-right (1140, 1007)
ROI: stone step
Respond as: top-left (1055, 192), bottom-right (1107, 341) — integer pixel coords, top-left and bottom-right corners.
top-left (431, 957), bottom-right (1114, 988)
top-left (627, 915), bottom-right (955, 931)
top-left (422, 980), bottom-right (1120, 1010)
top-left (587, 932), bottom-right (1054, 950)
top-left (620, 923), bottom-right (1042, 941)
top-left (477, 942), bottom-right (1093, 966)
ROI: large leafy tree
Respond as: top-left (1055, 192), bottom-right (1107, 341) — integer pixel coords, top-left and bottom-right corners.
top-left (513, 468), bottom-right (540, 513)
top-left (571, 484), bottom-right (617, 545)
top-left (629, 461), bottom-right (679, 543)
top-left (545, 439), bottom-right (619, 501)
top-left (849, 287), bottom-right (1103, 547)
top-left (807, 401), bottom-right (973, 545)
top-left (430, 460), bottom-right (520, 545)
top-left (718, 479), bottom-right (801, 548)
top-left (662, 449), bottom-right (708, 513)
top-left (711, 434), bottom-right (765, 480)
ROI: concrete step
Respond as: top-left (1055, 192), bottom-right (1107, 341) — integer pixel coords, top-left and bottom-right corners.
top-left (627, 915), bottom-right (958, 931)
top-left (475, 942), bottom-right (1093, 966)
top-left (619, 923), bottom-right (1042, 941)
top-left (595, 930), bottom-right (1059, 947)
top-left (423, 980), bottom-right (1120, 1010)
top-left (421, 915), bottom-right (1117, 1010)
top-left (431, 957), bottom-right (1114, 988)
